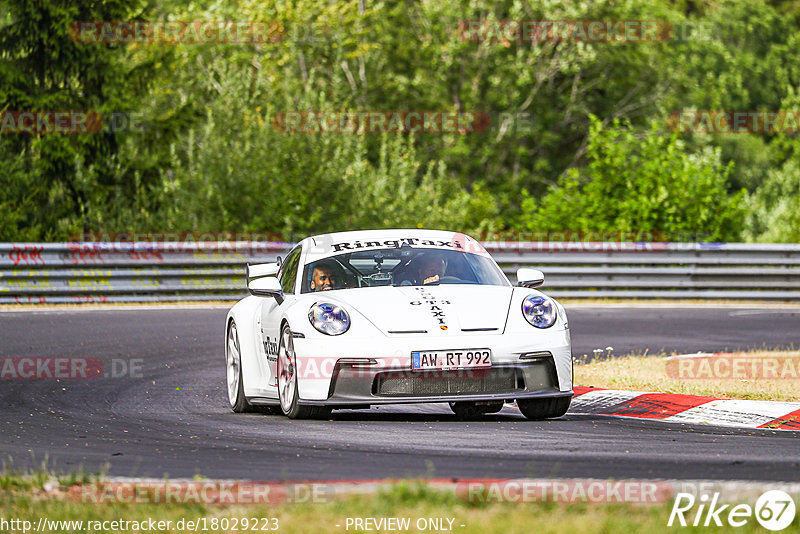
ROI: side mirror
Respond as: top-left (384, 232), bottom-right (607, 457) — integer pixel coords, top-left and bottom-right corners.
top-left (247, 262), bottom-right (279, 281)
top-left (517, 268), bottom-right (545, 288)
top-left (248, 276), bottom-right (284, 304)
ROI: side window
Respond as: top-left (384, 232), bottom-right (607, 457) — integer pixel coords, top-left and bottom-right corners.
top-left (278, 247), bottom-right (302, 294)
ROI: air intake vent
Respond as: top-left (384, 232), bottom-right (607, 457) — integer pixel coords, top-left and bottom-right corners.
top-left (372, 368), bottom-right (521, 397)
top-left (387, 330), bottom-right (428, 334)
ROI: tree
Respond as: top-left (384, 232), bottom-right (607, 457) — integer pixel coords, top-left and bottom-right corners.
top-left (0, 0), bottom-right (157, 238)
top-left (520, 117), bottom-right (746, 241)
top-left (745, 161), bottom-right (800, 243)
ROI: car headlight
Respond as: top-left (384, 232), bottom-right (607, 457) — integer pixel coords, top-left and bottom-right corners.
top-left (308, 302), bottom-right (350, 335)
top-left (521, 295), bottom-right (557, 328)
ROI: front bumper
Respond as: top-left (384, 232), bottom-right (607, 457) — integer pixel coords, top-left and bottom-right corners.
top-left (292, 329), bottom-right (572, 405)
top-left (300, 359), bottom-right (570, 406)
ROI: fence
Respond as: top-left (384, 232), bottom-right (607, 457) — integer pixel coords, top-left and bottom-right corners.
top-left (2, 241), bottom-right (800, 304)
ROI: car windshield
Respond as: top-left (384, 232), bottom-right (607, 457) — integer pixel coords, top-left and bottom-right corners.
top-left (301, 247), bottom-right (509, 293)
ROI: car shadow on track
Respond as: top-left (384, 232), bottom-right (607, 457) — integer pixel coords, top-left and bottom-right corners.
top-left (328, 413), bottom-right (526, 423)
top-left (259, 405), bottom-right (570, 423)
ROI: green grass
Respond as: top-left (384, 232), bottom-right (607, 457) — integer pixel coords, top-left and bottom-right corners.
top-left (0, 459), bottom-right (99, 492)
top-left (576, 350), bottom-right (800, 402)
top-left (2, 474), bottom-right (799, 533)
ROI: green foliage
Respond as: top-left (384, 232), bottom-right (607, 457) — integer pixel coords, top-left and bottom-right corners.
top-left (0, 0), bottom-right (161, 238)
top-left (142, 87), bottom-right (499, 238)
top-left (1, 0), bottom-right (797, 242)
top-left (742, 81), bottom-right (800, 243)
top-left (520, 117), bottom-right (746, 242)
top-left (745, 160), bottom-right (800, 242)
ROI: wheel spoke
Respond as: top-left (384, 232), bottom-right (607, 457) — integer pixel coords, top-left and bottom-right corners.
top-left (283, 329), bottom-right (291, 352)
top-left (282, 377), bottom-right (291, 401)
top-left (286, 378), bottom-right (295, 407)
top-left (227, 339), bottom-right (239, 370)
top-left (226, 324), bottom-right (241, 407)
top-left (278, 327), bottom-right (297, 414)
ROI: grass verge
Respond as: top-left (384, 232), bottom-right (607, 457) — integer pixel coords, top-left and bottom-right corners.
top-left (2, 474), bottom-right (796, 534)
top-left (576, 350), bottom-right (800, 402)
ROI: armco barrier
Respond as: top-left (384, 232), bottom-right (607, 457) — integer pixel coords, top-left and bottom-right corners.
top-left (0, 242), bottom-right (291, 304)
top-left (1, 241), bottom-right (800, 303)
top-left (486, 241), bottom-right (800, 299)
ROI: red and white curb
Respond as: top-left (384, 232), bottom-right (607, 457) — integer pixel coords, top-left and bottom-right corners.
top-left (570, 386), bottom-right (800, 431)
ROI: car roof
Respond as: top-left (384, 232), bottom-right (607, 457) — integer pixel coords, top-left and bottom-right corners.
top-left (299, 229), bottom-right (489, 263)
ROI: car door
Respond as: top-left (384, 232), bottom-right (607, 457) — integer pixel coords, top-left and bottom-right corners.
top-left (260, 245), bottom-right (302, 388)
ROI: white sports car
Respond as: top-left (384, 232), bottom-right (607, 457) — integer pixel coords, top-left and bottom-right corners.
top-left (225, 229), bottom-right (573, 419)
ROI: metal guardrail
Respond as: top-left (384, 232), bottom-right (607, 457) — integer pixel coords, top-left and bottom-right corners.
top-left (2, 241), bottom-right (800, 303)
top-left (0, 242), bottom-right (290, 304)
top-left (487, 241), bottom-right (800, 300)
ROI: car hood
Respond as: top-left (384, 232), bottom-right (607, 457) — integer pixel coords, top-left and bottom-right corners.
top-left (320, 285), bottom-right (514, 336)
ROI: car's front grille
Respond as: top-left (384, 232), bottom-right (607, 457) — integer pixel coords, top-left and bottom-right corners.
top-left (372, 367), bottom-right (523, 397)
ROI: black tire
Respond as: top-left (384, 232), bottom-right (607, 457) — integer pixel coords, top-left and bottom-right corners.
top-left (277, 324), bottom-right (331, 420)
top-left (449, 401), bottom-right (505, 419)
top-left (232, 366), bottom-right (258, 413)
top-left (517, 396), bottom-right (571, 420)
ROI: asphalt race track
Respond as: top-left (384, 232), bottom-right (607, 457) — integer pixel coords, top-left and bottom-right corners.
top-left (1, 305), bottom-right (798, 482)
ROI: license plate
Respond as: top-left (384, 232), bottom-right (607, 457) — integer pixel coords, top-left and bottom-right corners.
top-left (411, 349), bottom-right (492, 371)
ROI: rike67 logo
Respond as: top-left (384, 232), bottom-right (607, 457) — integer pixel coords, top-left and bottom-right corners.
top-left (669, 490), bottom-right (796, 531)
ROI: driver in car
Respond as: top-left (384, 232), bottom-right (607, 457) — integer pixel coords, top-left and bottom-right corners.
top-left (415, 253), bottom-right (446, 285)
top-left (310, 261), bottom-right (338, 291)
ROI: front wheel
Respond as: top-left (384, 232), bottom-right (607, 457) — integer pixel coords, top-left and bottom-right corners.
top-left (517, 396), bottom-right (571, 420)
top-left (277, 324), bottom-right (331, 420)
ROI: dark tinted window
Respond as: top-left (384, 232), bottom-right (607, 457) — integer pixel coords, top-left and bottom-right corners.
top-left (301, 247), bottom-right (509, 293)
top-left (278, 246), bottom-right (302, 294)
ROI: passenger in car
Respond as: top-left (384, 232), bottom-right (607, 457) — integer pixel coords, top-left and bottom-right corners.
top-left (310, 261), bottom-right (338, 291)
